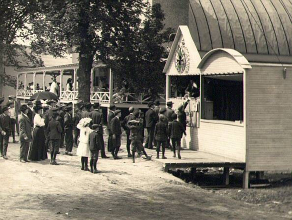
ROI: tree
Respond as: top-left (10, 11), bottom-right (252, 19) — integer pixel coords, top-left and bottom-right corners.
top-left (0, 0), bottom-right (43, 90)
top-left (107, 3), bottom-right (174, 96)
top-left (31, 0), bottom-right (146, 102)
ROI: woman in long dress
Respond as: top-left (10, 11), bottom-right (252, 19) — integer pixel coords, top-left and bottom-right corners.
top-left (77, 118), bottom-right (93, 171)
top-left (28, 105), bottom-right (47, 161)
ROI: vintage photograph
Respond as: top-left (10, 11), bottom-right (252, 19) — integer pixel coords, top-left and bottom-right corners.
top-left (0, 0), bottom-right (292, 219)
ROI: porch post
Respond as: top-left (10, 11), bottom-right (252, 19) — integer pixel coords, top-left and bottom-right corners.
top-left (16, 74), bottom-right (19, 96)
top-left (73, 68), bottom-right (77, 91)
top-left (109, 68), bottom-right (113, 104)
top-left (223, 167), bottom-right (230, 185)
top-left (33, 72), bottom-right (36, 93)
top-left (243, 168), bottom-right (250, 189)
top-left (24, 73), bottom-right (27, 90)
top-left (43, 71), bottom-right (46, 91)
top-left (90, 68), bottom-right (94, 92)
top-left (60, 70), bottom-right (64, 92)
top-left (166, 74), bottom-right (171, 101)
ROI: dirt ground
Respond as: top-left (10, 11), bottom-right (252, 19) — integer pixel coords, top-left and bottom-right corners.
top-left (1, 137), bottom-right (292, 220)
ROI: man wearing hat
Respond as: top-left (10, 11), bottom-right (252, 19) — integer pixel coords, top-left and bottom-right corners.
top-left (110, 109), bottom-right (122, 159)
top-left (144, 101), bottom-right (158, 149)
top-left (165, 101), bottom-right (175, 149)
top-left (90, 102), bottom-right (109, 158)
top-left (64, 106), bottom-right (74, 155)
top-left (121, 106), bottom-right (135, 157)
top-left (18, 104), bottom-right (32, 162)
top-left (0, 106), bottom-right (11, 159)
top-left (107, 104), bottom-right (116, 152)
top-left (7, 95), bottom-right (20, 139)
top-left (26, 101), bottom-right (34, 126)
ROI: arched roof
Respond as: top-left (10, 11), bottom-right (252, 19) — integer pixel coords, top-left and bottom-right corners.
top-left (188, 0), bottom-right (292, 56)
top-left (198, 48), bottom-right (251, 69)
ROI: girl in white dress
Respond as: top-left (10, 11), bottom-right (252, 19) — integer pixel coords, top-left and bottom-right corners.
top-left (77, 118), bottom-right (93, 171)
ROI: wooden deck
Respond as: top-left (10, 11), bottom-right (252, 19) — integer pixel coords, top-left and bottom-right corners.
top-left (148, 149), bottom-right (245, 171)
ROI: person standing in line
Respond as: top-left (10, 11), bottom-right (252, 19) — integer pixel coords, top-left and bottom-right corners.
top-left (88, 124), bottom-right (101, 173)
top-left (64, 106), bottom-right (74, 155)
top-left (168, 113), bottom-right (186, 159)
top-left (144, 102), bottom-right (158, 149)
top-left (0, 97), bottom-right (5, 114)
top-left (47, 108), bottom-right (62, 165)
top-left (122, 106), bottom-right (135, 157)
top-left (164, 101), bottom-right (175, 149)
top-left (76, 117), bottom-right (92, 171)
top-left (0, 106), bottom-right (11, 159)
top-left (177, 99), bottom-right (190, 131)
top-left (7, 102), bottom-right (17, 143)
top-left (154, 115), bottom-right (168, 159)
top-left (29, 104), bottom-right (47, 161)
top-left (18, 105), bottom-right (32, 163)
top-left (107, 104), bottom-right (116, 153)
top-left (110, 110), bottom-right (122, 159)
top-left (153, 100), bottom-right (160, 117)
top-left (26, 101), bottom-right (34, 127)
top-left (81, 102), bottom-right (91, 119)
top-left (73, 104), bottom-right (82, 147)
top-left (90, 102), bottom-right (109, 158)
top-left (57, 104), bottom-right (65, 148)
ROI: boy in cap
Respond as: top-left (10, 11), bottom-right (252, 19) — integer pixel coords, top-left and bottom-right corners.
top-left (47, 107), bottom-right (63, 165)
top-left (110, 109), bottom-right (122, 159)
top-left (0, 106), bottom-right (11, 159)
top-left (90, 102), bottom-right (109, 158)
top-left (89, 124), bottom-right (101, 173)
top-left (168, 113), bottom-right (186, 159)
top-left (18, 104), bottom-right (32, 162)
top-left (121, 106), bottom-right (135, 157)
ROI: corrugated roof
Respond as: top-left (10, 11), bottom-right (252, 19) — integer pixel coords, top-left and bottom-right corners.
top-left (189, 0), bottom-right (292, 56)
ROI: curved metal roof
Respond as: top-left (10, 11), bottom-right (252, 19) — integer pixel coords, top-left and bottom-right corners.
top-left (189, 0), bottom-right (292, 56)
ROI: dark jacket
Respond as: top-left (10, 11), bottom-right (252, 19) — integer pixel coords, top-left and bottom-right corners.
top-left (81, 110), bottom-right (90, 119)
top-left (48, 118), bottom-right (62, 140)
top-left (128, 119), bottom-right (143, 141)
top-left (91, 109), bottom-right (103, 134)
top-left (168, 120), bottom-right (186, 139)
top-left (18, 113), bottom-right (32, 142)
top-left (107, 110), bottom-right (115, 134)
top-left (154, 121), bottom-right (168, 142)
top-left (89, 131), bottom-right (100, 151)
top-left (122, 113), bottom-right (135, 135)
top-left (27, 107), bottom-right (34, 126)
top-left (110, 116), bottom-right (122, 136)
top-left (145, 108), bottom-right (158, 128)
top-left (165, 107), bottom-right (175, 122)
top-left (64, 112), bottom-right (73, 130)
top-left (0, 113), bottom-right (11, 134)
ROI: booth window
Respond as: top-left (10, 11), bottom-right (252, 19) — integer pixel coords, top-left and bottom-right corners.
top-left (203, 75), bottom-right (243, 121)
top-left (170, 76), bottom-right (200, 98)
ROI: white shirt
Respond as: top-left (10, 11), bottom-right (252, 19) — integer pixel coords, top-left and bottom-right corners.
top-left (8, 108), bottom-right (16, 119)
top-left (50, 81), bottom-right (58, 95)
top-left (33, 113), bottom-right (45, 128)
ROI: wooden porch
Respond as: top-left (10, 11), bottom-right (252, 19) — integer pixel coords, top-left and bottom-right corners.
top-left (149, 149), bottom-right (247, 187)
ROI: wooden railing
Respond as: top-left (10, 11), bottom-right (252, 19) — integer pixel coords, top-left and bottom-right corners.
top-left (91, 92), bottom-right (110, 103)
top-left (60, 91), bottom-right (79, 101)
top-left (113, 92), bottom-right (166, 104)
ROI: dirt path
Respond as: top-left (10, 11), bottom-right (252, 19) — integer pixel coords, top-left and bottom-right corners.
top-left (0, 139), bottom-right (289, 220)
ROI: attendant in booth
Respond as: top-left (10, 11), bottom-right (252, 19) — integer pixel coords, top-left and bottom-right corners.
top-left (185, 80), bottom-right (200, 99)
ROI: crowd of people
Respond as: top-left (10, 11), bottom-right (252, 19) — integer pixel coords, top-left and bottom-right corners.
top-left (0, 95), bottom-right (189, 173)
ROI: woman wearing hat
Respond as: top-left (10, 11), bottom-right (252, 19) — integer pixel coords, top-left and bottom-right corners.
top-left (28, 105), bottom-right (47, 161)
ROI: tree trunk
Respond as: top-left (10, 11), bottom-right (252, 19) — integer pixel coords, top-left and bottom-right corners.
top-left (0, 43), bottom-right (4, 97)
top-left (78, 53), bottom-right (93, 103)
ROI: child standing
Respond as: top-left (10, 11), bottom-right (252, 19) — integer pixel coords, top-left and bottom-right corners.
top-left (168, 113), bottom-right (186, 159)
top-left (77, 117), bottom-right (92, 171)
top-left (154, 115), bottom-right (168, 159)
top-left (47, 108), bottom-right (62, 165)
top-left (88, 124), bottom-right (101, 173)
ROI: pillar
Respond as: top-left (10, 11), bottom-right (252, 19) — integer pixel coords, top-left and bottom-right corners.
top-left (223, 167), bottom-right (230, 186)
top-left (43, 71), bottom-right (46, 91)
top-left (165, 75), bottom-right (171, 101)
top-left (243, 169), bottom-right (250, 189)
top-left (33, 72), bottom-right (36, 93)
top-left (24, 73), bottom-right (27, 90)
top-left (109, 68), bottom-right (113, 104)
top-left (60, 70), bottom-right (63, 93)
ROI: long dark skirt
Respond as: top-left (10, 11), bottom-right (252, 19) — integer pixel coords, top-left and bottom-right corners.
top-left (28, 126), bottom-right (47, 161)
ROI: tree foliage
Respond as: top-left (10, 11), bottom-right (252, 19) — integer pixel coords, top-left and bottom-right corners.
top-left (0, 0), bottom-right (43, 89)
top-left (31, 1), bottom-right (173, 101)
